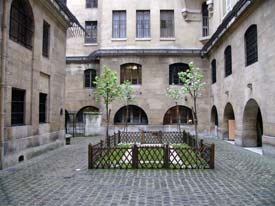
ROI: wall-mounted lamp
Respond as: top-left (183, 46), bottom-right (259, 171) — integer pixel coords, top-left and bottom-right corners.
top-left (247, 83), bottom-right (252, 90)
top-left (225, 91), bottom-right (229, 96)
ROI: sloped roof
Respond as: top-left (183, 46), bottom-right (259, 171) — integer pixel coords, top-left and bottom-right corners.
top-left (53, 0), bottom-right (85, 36)
top-left (201, 0), bottom-right (256, 56)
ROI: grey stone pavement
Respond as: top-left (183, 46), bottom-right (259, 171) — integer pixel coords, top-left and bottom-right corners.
top-left (0, 137), bottom-right (275, 206)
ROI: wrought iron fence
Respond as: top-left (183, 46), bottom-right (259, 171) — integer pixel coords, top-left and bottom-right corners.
top-left (88, 131), bottom-right (215, 170)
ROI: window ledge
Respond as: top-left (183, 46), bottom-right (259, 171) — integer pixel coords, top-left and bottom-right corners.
top-left (135, 38), bottom-right (152, 41)
top-left (111, 38), bottom-right (127, 42)
top-left (160, 37), bottom-right (176, 41)
top-left (84, 43), bottom-right (98, 46)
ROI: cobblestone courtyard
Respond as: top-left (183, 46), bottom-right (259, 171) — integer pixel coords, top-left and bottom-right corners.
top-left (0, 137), bottom-right (275, 206)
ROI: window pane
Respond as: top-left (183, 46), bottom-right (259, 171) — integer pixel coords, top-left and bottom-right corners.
top-left (85, 21), bottom-right (97, 43)
top-left (224, 46), bottom-right (232, 77)
top-left (120, 64), bottom-right (142, 85)
top-left (164, 106), bottom-right (193, 125)
top-left (39, 93), bottom-right (47, 123)
top-left (42, 21), bottom-right (50, 57)
top-left (169, 63), bottom-right (189, 85)
top-left (11, 88), bottom-right (25, 125)
top-left (86, 0), bottom-right (97, 8)
top-left (114, 105), bottom-right (148, 125)
top-left (245, 25), bottom-right (258, 66)
top-left (84, 69), bottom-right (96, 88)
top-left (9, 0), bottom-right (34, 49)
top-left (136, 10), bottom-right (150, 38)
top-left (160, 10), bottom-right (174, 38)
top-left (113, 11), bottom-right (126, 38)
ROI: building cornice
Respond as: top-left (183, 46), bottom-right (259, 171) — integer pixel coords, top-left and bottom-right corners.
top-left (66, 48), bottom-right (202, 63)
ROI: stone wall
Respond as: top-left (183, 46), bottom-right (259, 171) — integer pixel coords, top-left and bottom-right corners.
top-left (2, 0), bottom-right (68, 168)
top-left (207, 0), bottom-right (275, 156)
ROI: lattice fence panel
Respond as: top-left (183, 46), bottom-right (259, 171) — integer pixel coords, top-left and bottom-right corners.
top-left (94, 147), bottom-right (133, 169)
top-left (137, 146), bottom-right (165, 169)
top-left (169, 148), bottom-right (209, 169)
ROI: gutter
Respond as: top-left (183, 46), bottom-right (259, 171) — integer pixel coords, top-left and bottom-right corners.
top-left (201, 0), bottom-right (254, 56)
top-left (0, 0), bottom-right (7, 169)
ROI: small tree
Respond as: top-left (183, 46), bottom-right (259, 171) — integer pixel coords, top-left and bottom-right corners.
top-left (94, 65), bottom-right (121, 138)
top-left (178, 62), bottom-right (206, 146)
top-left (166, 87), bottom-right (184, 131)
top-left (119, 80), bottom-right (135, 132)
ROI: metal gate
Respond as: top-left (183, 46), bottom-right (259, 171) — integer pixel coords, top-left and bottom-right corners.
top-left (65, 112), bottom-right (85, 137)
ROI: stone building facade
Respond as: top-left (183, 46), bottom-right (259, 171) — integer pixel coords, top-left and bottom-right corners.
top-left (0, 0), bottom-right (81, 168)
top-left (65, 0), bottom-right (275, 157)
top-left (65, 0), bottom-right (211, 135)
top-left (203, 0), bottom-right (275, 157)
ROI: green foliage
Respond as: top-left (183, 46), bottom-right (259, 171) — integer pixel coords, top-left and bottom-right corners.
top-left (119, 80), bottom-right (135, 106)
top-left (94, 65), bottom-right (121, 105)
top-left (166, 87), bottom-right (183, 103)
top-left (178, 62), bottom-right (206, 98)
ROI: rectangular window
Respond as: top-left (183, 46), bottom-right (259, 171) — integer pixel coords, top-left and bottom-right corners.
top-left (160, 10), bottom-right (174, 38)
top-left (112, 11), bottom-right (126, 38)
top-left (11, 88), bottom-right (25, 126)
top-left (85, 21), bottom-right (97, 43)
top-left (211, 60), bottom-right (217, 84)
top-left (39, 93), bottom-right (47, 123)
top-left (225, 46), bottom-right (232, 77)
top-left (42, 21), bottom-right (50, 57)
top-left (86, 0), bottom-right (97, 8)
top-left (136, 10), bottom-right (150, 38)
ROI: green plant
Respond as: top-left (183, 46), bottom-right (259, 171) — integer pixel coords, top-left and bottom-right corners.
top-left (166, 87), bottom-right (184, 131)
top-left (94, 65), bottom-right (121, 139)
top-left (119, 80), bottom-right (135, 131)
top-left (178, 62), bottom-right (206, 148)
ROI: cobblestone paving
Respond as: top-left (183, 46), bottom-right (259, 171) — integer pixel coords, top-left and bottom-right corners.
top-left (0, 137), bottom-right (275, 206)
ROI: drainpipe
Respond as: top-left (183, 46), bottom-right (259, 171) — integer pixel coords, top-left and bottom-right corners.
top-left (0, 0), bottom-right (7, 169)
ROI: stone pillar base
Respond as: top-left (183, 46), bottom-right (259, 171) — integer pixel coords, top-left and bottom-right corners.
top-left (262, 135), bottom-right (275, 158)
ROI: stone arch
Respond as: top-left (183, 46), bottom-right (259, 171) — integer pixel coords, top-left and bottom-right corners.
top-left (163, 105), bottom-right (193, 125)
top-left (76, 106), bottom-right (99, 123)
top-left (210, 106), bottom-right (218, 136)
top-left (242, 99), bottom-right (263, 147)
top-left (114, 105), bottom-right (148, 125)
top-left (223, 103), bottom-right (235, 140)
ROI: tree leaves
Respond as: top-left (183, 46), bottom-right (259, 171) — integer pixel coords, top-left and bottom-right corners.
top-left (94, 65), bottom-right (121, 105)
top-left (178, 62), bottom-right (206, 98)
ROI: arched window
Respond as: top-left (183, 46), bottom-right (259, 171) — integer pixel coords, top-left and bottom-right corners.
top-left (211, 59), bottom-right (216, 84)
top-left (202, 2), bottom-right (209, 37)
top-left (84, 69), bottom-right (96, 88)
top-left (245, 25), bottom-right (258, 66)
top-left (224, 46), bottom-right (232, 77)
top-left (9, 0), bottom-right (34, 49)
top-left (169, 63), bottom-right (189, 85)
top-left (114, 105), bottom-right (148, 125)
top-left (120, 63), bottom-right (142, 85)
top-left (76, 106), bottom-right (99, 122)
top-left (163, 106), bottom-right (193, 125)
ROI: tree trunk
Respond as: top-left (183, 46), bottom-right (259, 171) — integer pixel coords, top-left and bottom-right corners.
top-left (125, 104), bottom-right (129, 132)
top-left (193, 97), bottom-right (199, 148)
top-left (176, 102), bottom-right (180, 132)
top-left (106, 103), bottom-right (109, 139)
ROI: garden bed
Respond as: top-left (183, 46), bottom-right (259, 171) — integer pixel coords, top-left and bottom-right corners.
top-left (88, 131), bottom-right (215, 170)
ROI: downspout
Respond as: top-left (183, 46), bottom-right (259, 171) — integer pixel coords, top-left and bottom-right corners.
top-left (0, 0), bottom-right (7, 169)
